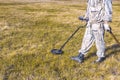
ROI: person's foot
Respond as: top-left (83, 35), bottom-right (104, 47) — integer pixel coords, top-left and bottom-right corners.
top-left (94, 57), bottom-right (105, 63)
top-left (71, 53), bottom-right (84, 63)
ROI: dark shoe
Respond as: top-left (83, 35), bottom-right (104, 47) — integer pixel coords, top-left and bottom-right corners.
top-left (94, 57), bottom-right (105, 63)
top-left (71, 53), bottom-right (84, 63)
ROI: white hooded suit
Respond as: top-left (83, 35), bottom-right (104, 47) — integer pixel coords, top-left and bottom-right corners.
top-left (79, 0), bottom-right (112, 57)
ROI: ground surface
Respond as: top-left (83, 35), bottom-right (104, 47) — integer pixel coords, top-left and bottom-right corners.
top-left (0, 0), bottom-right (120, 80)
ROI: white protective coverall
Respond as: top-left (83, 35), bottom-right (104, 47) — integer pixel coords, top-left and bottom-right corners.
top-left (79, 0), bottom-right (112, 58)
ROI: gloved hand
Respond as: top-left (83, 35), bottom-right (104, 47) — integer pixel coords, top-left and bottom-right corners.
top-left (104, 23), bottom-right (111, 32)
top-left (78, 16), bottom-right (89, 22)
top-left (79, 16), bottom-right (84, 20)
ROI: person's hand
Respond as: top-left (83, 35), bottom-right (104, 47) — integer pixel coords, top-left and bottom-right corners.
top-left (78, 16), bottom-right (89, 22)
top-left (79, 16), bottom-right (84, 20)
top-left (104, 23), bottom-right (111, 32)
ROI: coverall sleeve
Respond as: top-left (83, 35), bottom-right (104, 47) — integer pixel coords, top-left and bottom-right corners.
top-left (104, 0), bottom-right (112, 22)
top-left (84, 1), bottom-right (89, 18)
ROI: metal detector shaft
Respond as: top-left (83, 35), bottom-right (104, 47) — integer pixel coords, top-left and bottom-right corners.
top-left (59, 24), bottom-right (86, 50)
top-left (109, 31), bottom-right (120, 45)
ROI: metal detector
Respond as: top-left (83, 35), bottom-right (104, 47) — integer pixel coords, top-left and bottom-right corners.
top-left (109, 30), bottom-right (120, 45)
top-left (51, 24), bottom-right (86, 54)
top-left (51, 25), bottom-right (86, 54)
top-left (51, 17), bottom-right (87, 54)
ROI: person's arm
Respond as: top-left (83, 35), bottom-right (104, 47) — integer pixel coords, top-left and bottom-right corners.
top-left (79, 1), bottom-right (89, 21)
top-left (104, 0), bottom-right (112, 22)
top-left (104, 0), bottom-right (112, 32)
top-left (84, 1), bottom-right (89, 19)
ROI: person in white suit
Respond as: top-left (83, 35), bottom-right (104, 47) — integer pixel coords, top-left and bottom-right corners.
top-left (71, 0), bottom-right (112, 63)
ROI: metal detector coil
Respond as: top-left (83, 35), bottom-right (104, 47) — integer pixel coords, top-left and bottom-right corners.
top-left (51, 49), bottom-right (63, 54)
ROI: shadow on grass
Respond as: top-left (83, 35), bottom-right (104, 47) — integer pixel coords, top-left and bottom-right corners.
top-left (105, 44), bottom-right (120, 58)
top-left (85, 44), bottom-right (120, 61)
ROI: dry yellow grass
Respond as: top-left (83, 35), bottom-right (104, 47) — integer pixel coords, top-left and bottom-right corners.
top-left (0, 0), bottom-right (120, 80)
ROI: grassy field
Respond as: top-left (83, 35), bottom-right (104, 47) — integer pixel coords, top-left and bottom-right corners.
top-left (0, 0), bottom-right (120, 80)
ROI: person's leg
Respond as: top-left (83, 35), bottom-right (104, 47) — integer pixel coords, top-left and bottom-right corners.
top-left (92, 23), bottom-right (105, 62)
top-left (71, 24), bottom-right (95, 63)
top-left (78, 26), bottom-right (95, 55)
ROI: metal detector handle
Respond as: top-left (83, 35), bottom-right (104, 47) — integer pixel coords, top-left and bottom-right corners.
top-left (109, 30), bottom-right (120, 45)
top-left (59, 24), bottom-right (87, 50)
top-left (79, 16), bottom-right (89, 22)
